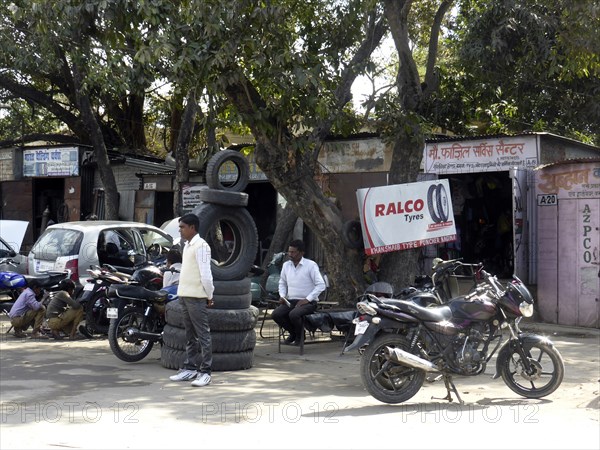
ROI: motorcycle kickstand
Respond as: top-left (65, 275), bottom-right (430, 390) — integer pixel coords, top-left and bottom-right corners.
top-left (431, 375), bottom-right (464, 405)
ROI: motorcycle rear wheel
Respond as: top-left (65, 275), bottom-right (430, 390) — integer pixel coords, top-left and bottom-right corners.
top-left (360, 334), bottom-right (426, 404)
top-left (499, 340), bottom-right (564, 398)
top-left (108, 307), bottom-right (155, 362)
top-left (84, 292), bottom-right (111, 335)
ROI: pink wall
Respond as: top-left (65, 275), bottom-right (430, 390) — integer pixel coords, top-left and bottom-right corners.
top-left (536, 161), bottom-right (600, 328)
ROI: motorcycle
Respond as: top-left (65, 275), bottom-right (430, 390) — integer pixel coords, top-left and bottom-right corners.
top-left (250, 252), bottom-right (286, 306)
top-left (106, 283), bottom-right (175, 362)
top-left (344, 268), bottom-right (564, 404)
top-left (1, 257), bottom-right (72, 305)
top-left (77, 263), bottom-right (164, 336)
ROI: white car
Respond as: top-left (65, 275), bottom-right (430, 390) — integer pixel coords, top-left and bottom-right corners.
top-left (0, 220), bottom-right (30, 274)
top-left (27, 221), bottom-right (173, 285)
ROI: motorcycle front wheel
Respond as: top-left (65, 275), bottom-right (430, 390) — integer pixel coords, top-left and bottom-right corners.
top-left (499, 339), bottom-right (564, 398)
top-left (360, 334), bottom-right (426, 404)
top-left (108, 307), bottom-right (155, 362)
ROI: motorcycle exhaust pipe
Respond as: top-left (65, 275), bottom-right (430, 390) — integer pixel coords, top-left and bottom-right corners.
top-left (124, 328), bottom-right (162, 341)
top-left (384, 346), bottom-right (439, 373)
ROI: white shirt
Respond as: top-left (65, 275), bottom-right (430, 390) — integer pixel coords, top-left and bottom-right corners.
top-left (278, 257), bottom-right (326, 302)
top-left (162, 262), bottom-right (181, 287)
top-left (177, 234), bottom-right (214, 299)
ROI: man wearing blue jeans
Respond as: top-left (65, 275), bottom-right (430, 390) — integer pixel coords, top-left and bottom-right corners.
top-left (169, 214), bottom-right (214, 387)
top-left (272, 239), bottom-right (326, 346)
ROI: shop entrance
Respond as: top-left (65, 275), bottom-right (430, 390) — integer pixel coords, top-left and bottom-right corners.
top-left (438, 171), bottom-right (515, 278)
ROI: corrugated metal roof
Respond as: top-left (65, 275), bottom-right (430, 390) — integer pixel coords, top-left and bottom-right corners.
top-left (535, 157), bottom-right (600, 170)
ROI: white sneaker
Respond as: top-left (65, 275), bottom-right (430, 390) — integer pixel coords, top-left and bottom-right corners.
top-left (169, 369), bottom-right (198, 381)
top-left (191, 373), bottom-right (211, 387)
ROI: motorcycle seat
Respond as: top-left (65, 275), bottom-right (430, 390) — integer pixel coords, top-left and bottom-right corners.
top-left (23, 273), bottom-right (69, 288)
top-left (108, 284), bottom-right (168, 302)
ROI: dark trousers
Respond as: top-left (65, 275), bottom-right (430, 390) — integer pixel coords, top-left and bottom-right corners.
top-left (271, 300), bottom-right (317, 340)
top-left (180, 297), bottom-right (212, 375)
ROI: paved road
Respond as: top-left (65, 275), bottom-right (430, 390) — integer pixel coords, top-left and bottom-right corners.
top-left (0, 317), bottom-right (598, 450)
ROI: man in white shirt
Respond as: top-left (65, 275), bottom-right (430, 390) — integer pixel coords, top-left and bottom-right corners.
top-left (168, 214), bottom-right (215, 387)
top-left (272, 239), bottom-right (326, 346)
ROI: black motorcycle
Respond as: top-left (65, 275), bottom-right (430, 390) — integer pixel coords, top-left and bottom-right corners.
top-left (344, 268), bottom-right (564, 404)
top-left (106, 284), bottom-right (173, 362)
top-left (77, 264), bottom-right (163, 336)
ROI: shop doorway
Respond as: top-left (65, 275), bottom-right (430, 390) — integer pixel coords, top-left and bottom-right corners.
top-left (438, 171), bottom-right (515, 278)
top-left (33, 177), bottom-right (65, 238)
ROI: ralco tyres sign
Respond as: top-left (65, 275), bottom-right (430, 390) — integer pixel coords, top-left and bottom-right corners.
top-left (356, 179), bottom-right (457, 255)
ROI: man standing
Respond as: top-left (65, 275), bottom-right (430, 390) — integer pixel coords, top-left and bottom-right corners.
top-left (272, 239), bottom-right (326, 346)
top-left (45, 279), bottom-right (84, 340)
top-left (169, 214), bottom-right (214, 387)
top-left (8, 280), bottom-right (45, 338)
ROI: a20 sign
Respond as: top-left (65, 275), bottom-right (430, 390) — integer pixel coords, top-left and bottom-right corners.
top-left (537, 194), bottom-right (558, 206)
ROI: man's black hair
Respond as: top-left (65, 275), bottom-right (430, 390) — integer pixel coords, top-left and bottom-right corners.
top-left (58, 279), bottom-right (76, 292)
top-left (179, 213), bottom-right (200, 231)
top-left (289, 239), bottom-right (305, 252)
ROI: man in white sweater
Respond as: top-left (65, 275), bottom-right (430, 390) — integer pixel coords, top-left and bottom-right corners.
top-left (169, 214), bottom-right (215, 387)
top-left (272, 239), bottom-right (326, 346)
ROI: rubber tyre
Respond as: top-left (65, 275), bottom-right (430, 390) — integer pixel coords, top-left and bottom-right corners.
top-left (195, 204), bottom-right (258, 281)
top-left (162, 324), bottom-right (256, 352)
top-left (161, 344), bottom-right (254, 371)
top-left (427, 184), bottom-right (442, 223)
top-left (360, 334), bottom-right (426, 404)
top-left (166, 300), bottom-right (259, 331)
top-left (341, 220), bottom-right (363, 249)
top-left (198, 188), bottom-right (249, 207)
top-left (499, 339), bottom-right (565, 399)
top-left (108, 307), bottom-right (155, 362)
top-left (435, 184), bottom-right (450, 222)
top-left (205, 150), bottom-right (250, 193)
top-left (212, 292), bottom-right (252, 310)
top-left (214, 278), bottom-right (252, 296)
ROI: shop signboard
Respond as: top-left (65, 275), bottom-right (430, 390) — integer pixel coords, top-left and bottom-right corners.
top-left (22, 147), bottom-right (79, 177)
top-left (424, 136), bottom-right (538, 174)
top-left (356, 179), bottom-right (457, 255)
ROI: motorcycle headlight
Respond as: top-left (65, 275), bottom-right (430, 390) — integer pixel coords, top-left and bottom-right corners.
top-left (519, 301), bottom-right (534, 318)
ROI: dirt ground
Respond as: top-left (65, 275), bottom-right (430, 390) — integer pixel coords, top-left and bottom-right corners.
top-left (0, 316), bottom-right (598, 450)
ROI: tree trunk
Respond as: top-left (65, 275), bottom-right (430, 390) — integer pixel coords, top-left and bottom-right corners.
top-left (173, 89), bottom-right (198, 216)
top-left (72, 63), bottom-right (120, 220)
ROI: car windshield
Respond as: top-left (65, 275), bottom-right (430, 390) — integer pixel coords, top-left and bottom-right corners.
top-left (31, 229), bottom-right (83, 260)
top-left (0, 237), bottom-right (14, 258)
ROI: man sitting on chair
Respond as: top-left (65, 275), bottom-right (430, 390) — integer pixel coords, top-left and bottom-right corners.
top-left (271, 239), bottom-right (326, 346)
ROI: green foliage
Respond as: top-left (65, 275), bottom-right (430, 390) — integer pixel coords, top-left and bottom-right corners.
top-left (442, 0), bottom-right (600, 144)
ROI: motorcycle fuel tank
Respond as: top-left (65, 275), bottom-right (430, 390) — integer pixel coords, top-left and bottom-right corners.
top-left (448, 295), bottom-right (496, 321)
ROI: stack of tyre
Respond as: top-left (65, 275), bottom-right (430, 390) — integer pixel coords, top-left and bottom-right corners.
top-left (161, 150), bottom-right (260, 371)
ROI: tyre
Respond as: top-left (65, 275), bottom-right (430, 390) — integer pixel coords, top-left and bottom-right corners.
top-left (195, 205), bottom-right (258, 281)
top-left (160, 344), bottom-right (254, 371)
top-left (427, 184), bottom-right (441, 223)
top-left (213, 278), bottom-right (252, 296)
top-left (84, 292), bottom-right (111, 335)
top-left (166, 300), bottom-right (259, 331)
top-left (499, 338), bottom-right (565, 398)
top-left (205, 150), bottom-right (250, 192)
top-left (212, 292), bottom-right (252, 310)
top-left (341, 220), bottom-right (364, 249)
top-left (435, 184), bottom-right (450, 222)
top-left (162, 324), bottom-right (256, 353)
top-left (108, 307), bottom-right (156, 362)
top-left (198, 188), bottom-right (249, 207)
top-left (360, 334), bottom-right (426, 404)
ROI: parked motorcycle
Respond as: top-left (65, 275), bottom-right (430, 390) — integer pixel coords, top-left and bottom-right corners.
top-left (344, 268), bottom-right (564, 404)
top-left (1, 257), bottom-right (72, 305)
top-left (250, 252), bottom-right (286, 306)
top-left (106, 284), bottom-right (174, 362)
top-left (77, 263), bottom-right (163, 336)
